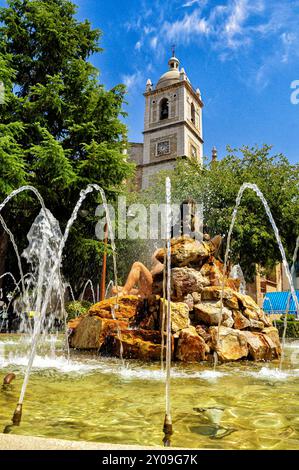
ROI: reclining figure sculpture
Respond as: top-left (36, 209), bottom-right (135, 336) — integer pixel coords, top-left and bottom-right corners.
top-left (112, 235), bottom-right (223, 298)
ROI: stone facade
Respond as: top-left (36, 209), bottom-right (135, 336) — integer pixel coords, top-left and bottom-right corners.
top-left (129, 143), bottom-right (143, 166)
top-left (141, 159), bottom-right (178, 189)
top-left (128, 55), bottom-right (204, 190)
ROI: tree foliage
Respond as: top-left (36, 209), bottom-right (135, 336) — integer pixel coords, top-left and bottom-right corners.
top-left (129, 145), bottom-right (299, 281)
top-left (0, 0), bottom-right (133, 293)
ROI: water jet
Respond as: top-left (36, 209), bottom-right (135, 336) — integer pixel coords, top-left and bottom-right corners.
top-left (12, 403), bottom-right (22, 425)
top-left (163, 177), bottom-right (173, 447)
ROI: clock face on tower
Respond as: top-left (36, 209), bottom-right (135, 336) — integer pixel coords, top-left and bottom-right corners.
top-left (157, 140), bottom-right (170, 156)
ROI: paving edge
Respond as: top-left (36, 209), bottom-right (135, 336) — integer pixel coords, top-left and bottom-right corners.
top-left (0, 433), bottom-right (166, 450)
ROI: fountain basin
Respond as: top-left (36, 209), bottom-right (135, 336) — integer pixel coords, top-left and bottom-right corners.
top-left (0, 334), bottom-right (299, 449)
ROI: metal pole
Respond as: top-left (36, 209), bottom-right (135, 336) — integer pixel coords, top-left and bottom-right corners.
top-left (163, 177), bottom-right (173, 446)
top-left (100, 222), bottom-right (108, 301)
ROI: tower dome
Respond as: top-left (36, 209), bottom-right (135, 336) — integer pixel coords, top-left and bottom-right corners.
top-left (156, 55), bottom-right (181, 90)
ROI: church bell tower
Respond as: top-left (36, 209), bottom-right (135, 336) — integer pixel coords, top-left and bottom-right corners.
top-left (129, 53), bottom-right (204, 189)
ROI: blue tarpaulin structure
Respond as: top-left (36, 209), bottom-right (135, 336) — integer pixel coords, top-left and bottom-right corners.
top-left (263, 291), bottom-right (299, 315)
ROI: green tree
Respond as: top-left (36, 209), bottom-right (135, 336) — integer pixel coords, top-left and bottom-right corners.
top-left (127, 145), bottom-right (299, 281)
top-left (0, 0), bottom-right (133, 293)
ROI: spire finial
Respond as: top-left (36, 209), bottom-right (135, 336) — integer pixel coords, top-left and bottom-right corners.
top-left (212, 146), bottom-right (218, 162)
top-left (168, 49), bottom-right (179, 71)
top-left (171, 44), bottom-right (176, 57)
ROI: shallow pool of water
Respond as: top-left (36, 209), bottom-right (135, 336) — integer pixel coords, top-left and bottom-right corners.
top-left (0, 334), bottom-right (299, 449)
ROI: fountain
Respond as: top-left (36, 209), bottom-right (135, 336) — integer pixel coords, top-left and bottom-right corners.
top-left (230, 265), bottom-right (246, 295)
top-left (0, 215), bottom-right (25, 295)
top-left (217, 183), bottom-right (299, 346)
top-left (80, 280), bottom-right (96, 304)
top-left (0, 272), bottom-right (20, 293)
top-left (12, 207), bottom-right (64, 424)
top-left (279, 236), bottom-right (299, 369)
top-left (68, 223), bottom-right (281, 365)
top-left (291, 236), bottom-right (299, 282)
top-left (105, 280), bottom-right (114, 299)
top-left (65, 283), bottom-right (75, 302)
top-left (0, 182), bottom-right (298, 449)
top-left (0, 184), bottom-right (119, 426)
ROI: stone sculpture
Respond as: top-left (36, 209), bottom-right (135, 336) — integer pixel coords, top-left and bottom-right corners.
top-left (68, 235), bottom-right (281, 363)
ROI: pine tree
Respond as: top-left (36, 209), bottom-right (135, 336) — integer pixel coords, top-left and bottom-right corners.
top-left (0, 0), bottom-right (133, 292)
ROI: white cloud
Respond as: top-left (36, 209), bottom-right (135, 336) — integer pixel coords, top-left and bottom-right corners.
top-left (281, 32), bottom-right (296, 46)
top-left (147, 63), bottom-right (154, 73)
top-left (122, 71), bottom-right (143, 92)
top-left (182, 0), bottom-right (205, 7)
top-left (135, 40), bottom-right (142, 51)
top-left (163, 9), bottom-right (210, 43)
top-left (126, 0), bottom-right (299, 89)
top-left (252, 30), bottom-right (299, 88)
top-left (145, 0), bottom-right (267, 51)
top-left (144, 25), bottom-right (155, 35)
top-left (150, 36), bottom-right (158, 50)
top-left (281, 32), bottom-right (299, 64)
top-left (219, 0), bottom-right (265, 49)
top-left (254, 62), bottom-right (270, 90)
top-left (224, 0), bottom-right (250, 43)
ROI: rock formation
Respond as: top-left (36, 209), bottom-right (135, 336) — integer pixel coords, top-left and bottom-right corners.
top-left (68, 236), bottom-right (281, 363)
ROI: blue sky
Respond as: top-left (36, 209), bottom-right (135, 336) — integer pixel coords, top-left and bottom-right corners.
top-left (1, 0), bottom-right (299, 163)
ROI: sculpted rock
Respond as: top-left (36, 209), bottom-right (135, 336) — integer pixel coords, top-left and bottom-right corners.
top-left (155, 235), bottom-right (222, 268)
top-left (192, 292), bottom-right (202, 304)
top-left (200, 258), bottom-right (240, 290)
top-left (101, 329), bottom-right (164, 361)
top-left (194, 302), bottom-right (222, 325)
top-left (68, 234), bottom-right (281, 363)
top-left (201, 286), bottom-right (239, 310)
top-left (194, 302), bottom-right (233, 327)
top-left (234, 292), bottom-right (261, 321)
top-left (88, 295), bottom-right (142, 322)
top-left (232, 310), bottom-right (251, 330)
top-left (176, 326), bottom-right (207, 362)
top-left (139, 314), bottom-right (156, 330)
top-left (68, 316), bottom-right (85, 330)
top-left (69, 316), bottom-right (128, 350)
top-left (134, 295), bottom-right (160, 330)
top-left (209, 326), bottom-right (248, 362)
top-left (200, 258), bottom-right (224, 286)
top-left (243, 308), bottom-right (259, 321)
top-left (257, 310), bottom-right (272, 327)
top-left (225, 278), bottom-right (241, 290)
top-left (151, 273), bottom-right (164, 296)
top-left (222, 310), bottom-right (234, 328)
top-left (262, 327), bottom-right (281, 357)
top-left (242, 331), bottom-right (273, 361)
top-left (262, 338), bottom-right (280, 359)
top-left (242, 303), bottom-right (272, 326)
top-left (171, 267), bottom-right (209, 301)
top-left (235, 292), bottom-right (260, 312)
top-left (68, 295), bottom-right (144, 350)
top-left (248, 319), bottom-right (265, 331)
top-left (147, 295), bottom-right (161, 322)
top-left (160, 299), bottom-right (190, 333)
top-left (184, 294), bottom-right (194, 311)
top-left (195, 325), bottom-right (211, 343)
